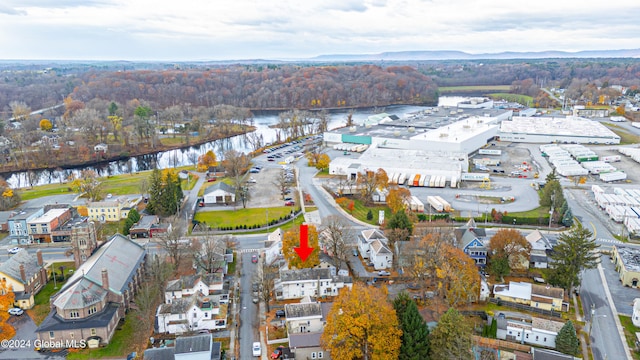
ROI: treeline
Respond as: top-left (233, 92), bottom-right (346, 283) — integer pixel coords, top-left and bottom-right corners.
top-left (68, 64), bottom-right (438, 110)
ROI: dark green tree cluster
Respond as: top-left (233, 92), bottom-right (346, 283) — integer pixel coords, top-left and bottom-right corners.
top-left (547, 223), bottom-right (599, 292)
top-left (121, 208), bottom-right (141, 235)
top-left (393, 292), bottom-right (430, 359)
top-left (387, 209), bottom-right (413, 239)
top-left (556, 321), bottom-right (580, 356)
top-left (540, 171), bottom-right (567, 225)
top-left (146, 168), bottom-right (184, 217)
top-left (482, 318), bottom-right (498, 338)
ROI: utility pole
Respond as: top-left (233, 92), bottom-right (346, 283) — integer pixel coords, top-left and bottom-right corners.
top-left (548, 190), bottom-right (556, 229)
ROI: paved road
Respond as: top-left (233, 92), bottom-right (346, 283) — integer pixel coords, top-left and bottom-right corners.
top-left (238, 251), bottom-right (260, 360)
top-left (0, 313), bottom-right (66, 360)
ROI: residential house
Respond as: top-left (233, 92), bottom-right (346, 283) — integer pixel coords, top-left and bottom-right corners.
top-left (275, 268), bottom-right (352, 301)
top-left (369, 239), bottom-right (392, 270)
top-left (27, 207), bottom-right (73, 243)
top-left (454, 219), bottom-right (487, 267)
top-left (0, 250), bottom-right (48, 309)
top-left (87, 196), bottom-right (140, 222)
top-left (129, 215), bottom-right (171, 238)
top-left (285, 297), bottom-right (332, 360)
top-left (526, 230), bottom-right (553, 269)
top-left (612, 245), bottom-right (640, 288)
top-left (531, 348), bottom-right (578, 360)
top-left (494, 311), bottom-right (565, 348)
top-left (264, 228), bottom-right (283, 265)
top-left (633, 298), bottom-right (640, 327)
top-left (7, 208), bottom-right (44, 244)
top-left (156, 295), bottom-right (228, 334)
top-left (493, 281), bottom-right (566, 312)
top-left (164, 273), bottom-right (228, 304)
top-left (36, 234), bottom-right (146, 347)
top-left (203, 182), bottom-right (235, 205)
top-left (143, 333), bottom-right (221, 360)
top-left (357, 229), bottom-right (387, 259)
top-left (315, 252), bottom-right (337, 276)
top-left (93, 143), bottom-right (108, 152)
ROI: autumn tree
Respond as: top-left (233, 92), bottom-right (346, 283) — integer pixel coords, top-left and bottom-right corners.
top-left (429, 308), bottom-right (473, 360)
top-left (394, 292), bottom-right (430, 359)
top-left (0, 177), bottom-right (20, 211)
top-left (555, 321), bottom-right (580, 356)
top-left (320, 215), bottom-right (354, 269)
top-left (321, 284), bottom-right (402, 360)
top-left (386, 186), bottom-right (411, 214)
top-left (316, 153), bottom-right (330, 170)
top-left (540, 178), bottom-right (565, 225)
top-left (222, 149), bottom-right (250, 201)
top-left (197, 150), bottom-right (218, 172)
top-left (10, 100), bottom-right (31, 122)
top-left (39, 118), bottom-right (53, 131)
top-left (70, 169), bottom-right (104, 201)
top-left (438, 246), bottom-right (481, 307)
top-left (282, 224), bottom-right (319, 269)
top-left (547, 223), bottom-right (599, 293)
top-left (357, 168), bottom-right (388, 205)
top-left (488, 229), bottom-right (531, 274)
top-left (108, 115), bottom-right (123, 142)
top-left (0, 280), bottom-right (16, 341)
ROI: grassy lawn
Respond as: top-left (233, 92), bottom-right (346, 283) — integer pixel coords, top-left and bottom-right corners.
top-left (195, 207), bottom-right (296, 229)
top-left (618, 315), bottom-right (640, 360)
top-left (603, 123), bottom-right (640, 145)
top-left (180, 173), bottom-right (199, 191)
top-left (488, 93), bottom-right (534, 105)
top-left (19, 183), bottom-right (76, 201)
top-left (438, 85), bottom-right (511, 93)
top-left (67, 312), bottom-right (138, 360)
top-left (336, 196), bottom-right (391, 225)
top-left (101, 172), bottom-right (151, 195)
top-left (29, 262), bottom-right (76, 325)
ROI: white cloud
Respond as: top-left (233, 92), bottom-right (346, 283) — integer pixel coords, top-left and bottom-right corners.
top-left (0, 0), bottom-right (638, 60)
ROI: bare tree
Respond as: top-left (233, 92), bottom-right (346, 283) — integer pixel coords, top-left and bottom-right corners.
top-left (157, 220), bottom-right (187, 274)
top-left (320, 215), bottom-right (353, 269)
top-left (272, 169), bottom-right (290, 200)
top-left (191, 232), bottom-right (228, 274)
top-left (223, 149), bottom-right (250, 203)
top-left (254, 260), bottom-right (279, 313)
top-left (162, 105), bottom-right (184, 138)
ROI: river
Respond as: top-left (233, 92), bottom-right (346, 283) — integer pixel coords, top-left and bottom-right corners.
top-left (7, 104), bottom-right (435, 188)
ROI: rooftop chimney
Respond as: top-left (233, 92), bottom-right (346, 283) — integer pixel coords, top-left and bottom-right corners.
top-left (36, 250), bottom-right (43, 267)
top-left (20, 264), bottom-right (26, 282)
top-left (101, 268), bottom-right (109, 291)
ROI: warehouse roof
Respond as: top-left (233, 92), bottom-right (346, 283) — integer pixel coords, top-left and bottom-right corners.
top-left (500, 116), bottom-right (620, 140)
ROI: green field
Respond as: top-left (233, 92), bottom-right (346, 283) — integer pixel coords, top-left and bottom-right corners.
top-left (488, 93), bottom-right (534, 106)
top-left (194, 206), bottom-right (298, 229)
top-left (438, 85), bottom-right (511, 93)
top-left (603, 123), bottom-right (640, 145)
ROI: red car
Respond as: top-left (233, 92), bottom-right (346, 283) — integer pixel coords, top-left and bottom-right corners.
top-left (284, 200), bottom-right (295, 206)
top-left (271, 346), bottom-right (284, 359)
top-left (251, 254), bottom-right (259, 263)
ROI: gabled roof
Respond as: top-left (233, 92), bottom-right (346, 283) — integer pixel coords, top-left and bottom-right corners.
top-left (279, 268), bottom-right (332, 282)
top-left (289, 332), bottom-right (323, 348)
top-left (285, 302), bottom-right (322, 319)
top-left (166, 273), bottom-right (223, 292)
top-left (370, 239), bottom-right (392, 255)
top-left (175, 333), bottom-right (212, 354)
top-left (59, 233), bottom-right (145, 295)
top-left (361, 229), bottom-right (386, 242)
top-left (0, 250), bottom-right (42, 284)
top-left (531, 283), bottom-right (564, 300)
top-left (53, 278), bottom-right (108, 310)
top-left (526, 230), bottom-right (552, 251)
top-left (458, 229), bottom-right (485, 249)
top-left (204, 182), bottom-right (234, 195)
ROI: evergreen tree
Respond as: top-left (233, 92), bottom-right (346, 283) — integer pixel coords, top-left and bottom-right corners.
top-left (556, 321), bottom-right (580, 355)
top-left (393, 294), bottom-right (430, 360)
top-left (146, 169), bottom-right (183, 217)
top-left (145, 169), bottom-right (162, 215)
top-left (547, 223), bottom-right (599, 292)
top-left (489, 318), bottom-right (497, 338)
top-left (429, 308), bottom-right (473, 360)
top-left (387, 209), bottom-right (413, 237)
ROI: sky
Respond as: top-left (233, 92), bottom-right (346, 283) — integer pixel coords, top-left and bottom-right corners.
top-left (0, 0), bottom-right (639, 61)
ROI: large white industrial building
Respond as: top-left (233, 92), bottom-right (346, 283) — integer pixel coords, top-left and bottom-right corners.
top-left (499, 117), bottom-right (621, 144)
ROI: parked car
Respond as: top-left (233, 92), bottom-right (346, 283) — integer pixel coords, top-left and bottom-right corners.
top-left (275, 310), bottom-right (286, 318)
top-left (252, 342), bottom-right (262, 357)
top-left (378, 270), bottom-right (391, 276)
top-left (284, 200), bottom-right (295, 206)
top-left (8, 308), bottom-right (24, 316)
top-left (7, 247), bottom-right (21, 254)
top-left (249, 168), bottom-right (260, 173)
top-left (271, 346), bottom-right (285, 359)
top-left (248, 177), bottom-right (257, 183)
top-left (352, 249), bottom-right (358, 256)
top-left (284, 197), bottom-right (293, 202)
top-left (251, 254), bottom-right (259, 263)
top-left (207, 177), bottom-right (217, 182)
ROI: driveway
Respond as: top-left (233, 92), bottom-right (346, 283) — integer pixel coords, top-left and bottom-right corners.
top-left (0, 313), bottom-right (66, 360)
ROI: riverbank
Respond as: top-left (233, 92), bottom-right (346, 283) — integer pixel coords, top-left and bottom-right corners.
top-left (0, 126), bottom-right (254, 176)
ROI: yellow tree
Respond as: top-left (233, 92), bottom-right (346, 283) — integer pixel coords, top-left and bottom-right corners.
top-left (321, 284), bottom-right (402, 360)
top-left (316, 153), bottom-right (330, 170)
top-left (197, 150), bottom-right (217, 172)
top-left (282, 224), bottom-right (319, 269)
top-left (108, 115), bottom-right (123, 142)
top-left (386, 186), bottom-right (411, 214)
top-left (357, 168), bottom-right (389, 205)
top-left (0, 280), bottom-right (16, 341)
top-left (438, 246), bottom-right (481, 307)
top-left (39, 118), bottom-right (53, 131)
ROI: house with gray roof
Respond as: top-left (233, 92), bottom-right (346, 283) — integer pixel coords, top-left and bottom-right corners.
top-left (275, 268), bottom-right (352, 300)
top-left (202, 182), bottom-right (235, 205)
top-left (164, 273), bottom-right (227, 304)
top-left (454, 219), bottom-right (487, 267)
top-left (493, 311), bottom-right (565, 349)
top-left (526, 229), bottom-right (553, 269)
top-left (357, 228), bottom-right (387, 260)
top-left (143, 333), bottom-right (221, 360)
top-left (285, 297), bottom-right (332, 359)
top-left (0, 249), bottom-right (47, 309)
top-left (36, 233), bottom-right (146, 348)
top-left (156, 295), bottom-right (228, 334)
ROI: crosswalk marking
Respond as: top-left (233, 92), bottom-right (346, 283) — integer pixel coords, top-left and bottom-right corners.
top-left (238, 248), bottom-right (261, 253)
top-left (596, 238), bottom-right (623, 245)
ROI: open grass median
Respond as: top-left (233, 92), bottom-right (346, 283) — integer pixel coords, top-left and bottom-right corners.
top-left (195, 206), bottom-right (297, 229)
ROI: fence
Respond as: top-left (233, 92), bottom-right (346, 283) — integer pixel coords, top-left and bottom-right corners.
top-left (488, 298), bottom-right (562, 318)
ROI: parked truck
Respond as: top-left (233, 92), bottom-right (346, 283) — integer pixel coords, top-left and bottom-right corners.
top-left (600, 171), bottom-right (627, 182)
top-left (405, 196), bottom-right (425, 212)
top-left (419, 175), bottom-right (427, 187)
top-left (412, 174), bottom-right (421, 187)
top-left (433, 195), bottom-right (452, 212)
top-left (602, 155), bottom-right (621, 163)
top-left (426, 196), bottom-right (444, 212)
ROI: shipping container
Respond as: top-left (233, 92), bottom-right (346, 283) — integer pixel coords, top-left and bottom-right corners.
top-left (429, 176), bottom-right (437, 187)
top-left (438, 176), bottom-right (447, 188)
top-left (450, 176), bottom-right (458, 188)
top-left (412, 174), bottom-right (421, 187)
top-left (391, 173), bottom-right (400, 185)
top-left (434, 196), bottom-right (452, 212)
top-left (602, 155), bottom-right (621, 163)
top-left (398, 173), bottom-right (407, 186)
top-left (419, 175), bottom-right (427, 187)
top-left (426, 196), bottom-right (444, 212)
top-left (600, 171), bottom-right (627, 182)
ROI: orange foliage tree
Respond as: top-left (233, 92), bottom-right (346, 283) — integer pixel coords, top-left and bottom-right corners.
top-left (357, 168), bottom-right (388, 205)
top-left (0, 280), bottom-right (16, 341)
top-left (321, 284), bottom-right (402, 360)
top-left (488, 228), bottom-right (531, 270)
top-left (197, 150), bottom-right (217, 172)
top-left (282, 224), bottom-right (319, 269)
top-left (386, 186), bottom-right (411, 214)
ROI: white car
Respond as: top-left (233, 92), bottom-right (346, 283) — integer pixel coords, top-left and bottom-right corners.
top-left (252, 342), bottom-right (261, 357)
top-left (248, 177), bottom-right (257, 183)
top-left (8, 308), bottom-right (24, 316)
top-left (378, 270), bottom-right (391, 276)
top-left (7, 247), bottom-right (21, 254)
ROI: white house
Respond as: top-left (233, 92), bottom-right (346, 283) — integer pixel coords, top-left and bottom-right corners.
top-left (203, 182), bottom-right (235, 205)
top-left (285, 297), bottom-right (333, 360)
top-left (156, 295), bottom-right (228, 334)
top-left (495, 312), bottom-right (564, 349)
top-left (633, 298), bottom-right (640, 327)
top-left (264, 228), bottom-right (283, 265)
top-left (357, 229), bottom-right (387, 259)
top-left (275, 268), bottom-right (352, 301)
top-left (526, 229), bottom-right (553, 269)
top-left (369, 239), bottom-right (392, 270)
top-left (164, 273), bottom-right (228, 304)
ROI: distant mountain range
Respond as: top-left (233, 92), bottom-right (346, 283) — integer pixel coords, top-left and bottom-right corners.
top-left (309, 49), bottom-right (640, 61)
